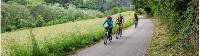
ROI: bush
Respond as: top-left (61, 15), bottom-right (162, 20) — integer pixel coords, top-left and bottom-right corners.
top-left (105, 7), bottom-right (129, 15)
top-left (137, 8), bottom-right (146, 15)
top-left (1, 1), bottom-right (33, 32)
top-left (1, 3), bottom-right (105, 32)
top-left (30, 4), bottom-right (65, 22)
top-left (112, 7), bottom-right (121, 13)
top-left (35, 15), bottom-right (45, 27)
top-left (45, 4), bottom-right (104, 25)
top-left (2, 1), bottom-right (130, 33)
top-left (66, 5), bottom-right (104, 21)
top-left (133, 0), bottom-right (195, 41)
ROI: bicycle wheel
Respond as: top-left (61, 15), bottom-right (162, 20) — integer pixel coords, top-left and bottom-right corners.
top-left (104, 32), bottom-right (108, 44)
top-left (109, 35), bottom-right (112, 42)
top-left (116, 27), bottom-right (120, 39)
top-left (135, 21), bottom-right (138, 28)
top-left (120, 27), bottom-right (122, 37)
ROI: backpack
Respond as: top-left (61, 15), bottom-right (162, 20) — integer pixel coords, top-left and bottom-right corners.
top-left (118, 16), bottom-right (123, 23)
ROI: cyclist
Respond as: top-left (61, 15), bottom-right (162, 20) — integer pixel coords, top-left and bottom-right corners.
top-left (134, 13), bottom-right (139, 28)
top-left (103, 16), bottom-right (113, 40)
top-left (116, 14), bottom-right (124, 26)
top-left (116, 14), bottom-right (124, 38)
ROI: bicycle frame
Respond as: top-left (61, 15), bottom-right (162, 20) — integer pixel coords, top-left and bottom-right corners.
top-left (116, 24), bottom-right (122, 39)
top-left (135, 21), bottom-right (138, 28)
top-left (104, 28), bottom-right (111, 44)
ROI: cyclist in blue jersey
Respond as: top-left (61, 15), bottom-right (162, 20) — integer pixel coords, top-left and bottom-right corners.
top-left (103, 16), bottom-right (113, 40)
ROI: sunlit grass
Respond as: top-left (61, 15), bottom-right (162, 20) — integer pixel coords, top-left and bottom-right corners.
top-left (2, 11), bottom-right (135, 56)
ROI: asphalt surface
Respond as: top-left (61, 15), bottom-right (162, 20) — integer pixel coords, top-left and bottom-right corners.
top-left (73, 17), bottom-right (154, 56)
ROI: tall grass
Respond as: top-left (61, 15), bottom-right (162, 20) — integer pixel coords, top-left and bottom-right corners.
top-left (147, 18), bottom-right (198, 56)
top-left (2, 11), bottom-right (135, 56)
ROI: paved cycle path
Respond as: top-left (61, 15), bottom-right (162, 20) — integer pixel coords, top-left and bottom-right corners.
top-left (73, 16), bottom-right (154, 56)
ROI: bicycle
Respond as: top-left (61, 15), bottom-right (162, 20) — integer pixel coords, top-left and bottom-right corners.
top-left (116, 23), bottom-right (122, 39)
top-left (135, 20), bottom-right (138, 28)
top-left (104, 27), bottom-right (112, 44)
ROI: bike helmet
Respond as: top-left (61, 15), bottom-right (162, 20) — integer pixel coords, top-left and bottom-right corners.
top-left (107, 16), bottom-right (112, 19)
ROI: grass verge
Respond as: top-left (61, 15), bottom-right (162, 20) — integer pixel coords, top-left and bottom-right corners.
top-left (147, 17), bottom-right (198, 56)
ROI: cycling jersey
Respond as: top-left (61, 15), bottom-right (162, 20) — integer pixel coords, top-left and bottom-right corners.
top-left (117, 16), bottom-right (124, 24)
top-left (103, 18), bottom-right (113, 27)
